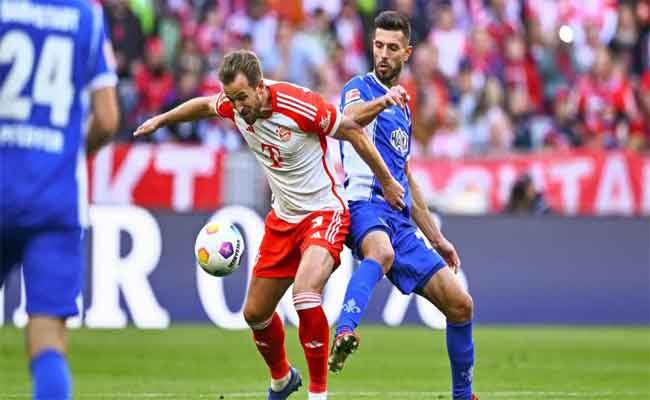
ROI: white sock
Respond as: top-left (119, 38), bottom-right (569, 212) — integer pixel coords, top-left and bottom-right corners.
top-left (270, 371), bottom-right (291, 391)
top-left (308, 392), bottom-right (327, 400)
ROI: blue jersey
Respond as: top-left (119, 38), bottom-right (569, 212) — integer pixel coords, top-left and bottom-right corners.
top-left (339, 72), bottom-right (413, 213)
top-left (0, 0), bottom-right (116, 229)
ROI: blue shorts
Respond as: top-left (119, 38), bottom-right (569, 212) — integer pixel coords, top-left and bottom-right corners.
top-left (1, 226), bottom-right (84, 318)
top-left (347, 200), bottom-right (446, 294)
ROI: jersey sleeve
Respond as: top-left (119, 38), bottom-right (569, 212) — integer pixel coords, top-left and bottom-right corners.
top-left (273, 84), bottom-right (342, 137)
top-left (211, 92), bottom-right (235, 120)
top-left (339, 77), bottom-right (373, 112)
top-left (86, 4), bottom-right (118, 90)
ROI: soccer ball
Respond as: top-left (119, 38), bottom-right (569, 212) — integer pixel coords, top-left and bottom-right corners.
top-left (194, 221), bottom-right (244, 277)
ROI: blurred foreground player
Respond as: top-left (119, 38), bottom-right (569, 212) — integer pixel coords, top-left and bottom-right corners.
top-left (134, 50), bottom-right (406, 400)
top-left (329, 11), bottom-right (478, 400)
top-left (0, 0), bottom-right (119, 398)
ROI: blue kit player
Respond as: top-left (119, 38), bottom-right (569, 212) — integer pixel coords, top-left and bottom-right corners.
top-left (328, 11), bottom-right (477, 400)
top-left (1, 0), bottom-right (119, 398)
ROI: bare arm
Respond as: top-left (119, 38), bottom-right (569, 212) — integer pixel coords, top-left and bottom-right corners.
top-left (133, 96), bottom-right (219, 137)
top-left (86, 86), bottom-right (119, 155)
top-left (406, 161), bottom-right (461, 271)
top-left (344, 85), bottom-right (409, 127)
top-left (333, 115), bottom-right (405, 209)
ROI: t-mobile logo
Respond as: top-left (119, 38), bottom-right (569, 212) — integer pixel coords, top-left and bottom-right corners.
top-left (261, 143), bottom-right (283, 168)
top-left (342, 298), bottom-right (361, 313)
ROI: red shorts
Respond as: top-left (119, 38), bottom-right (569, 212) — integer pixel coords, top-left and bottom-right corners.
top-left (253, 209), bottom-right (350, 279)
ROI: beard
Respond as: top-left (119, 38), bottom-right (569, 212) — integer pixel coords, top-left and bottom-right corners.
top-left (240, 96), bottom-right (262, 125)
top-left (375, 61), bottom-right (403, 85)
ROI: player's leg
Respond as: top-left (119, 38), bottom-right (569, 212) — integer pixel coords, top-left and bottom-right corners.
top-left (22, 227), bottom-right (84, 400)
top-left (293, 210), bottom-right (349, 400)
top-left (247, 211), bottom-right (307, 399)
top-left (417, 267), bottom-right (475, 400)
top-left (243, 275), bottom-right (295, 391)
top-left (293, 245), bottom-right (335, 400)
top-left (335, 229), bottom-right (393, 337)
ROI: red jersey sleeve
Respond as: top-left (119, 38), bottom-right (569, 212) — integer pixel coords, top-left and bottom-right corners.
top-left (271, 83), bottom-right (342, 136)
top-left (212, 92), bottom-right (235, 120)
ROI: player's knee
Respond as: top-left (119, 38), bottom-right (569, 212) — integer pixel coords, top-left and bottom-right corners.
top-left (366, 247), bottom-right (394, 272)
top-left (243, 304), bottom-right (270, 327)
top-left (447, 293), bottom-right (474, 322)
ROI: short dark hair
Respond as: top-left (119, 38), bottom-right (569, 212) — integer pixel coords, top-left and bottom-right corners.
top-left (374, 11), bottom-right (411, 44)
top-left (218, 50), bottom-right (262, 87)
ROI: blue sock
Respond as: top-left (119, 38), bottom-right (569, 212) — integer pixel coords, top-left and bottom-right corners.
top-left (336, 258), bottom-right (384, 336)
top-left (447, 321), bottom-right (474, 400)
top-left (30, 349), bottom-right (72, 400)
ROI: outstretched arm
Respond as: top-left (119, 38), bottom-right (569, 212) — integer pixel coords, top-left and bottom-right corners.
top-left (344, 85), bottom-right (409, 126)
top-left (133, 96), bottom-right (219, 137)
top-left (333, 115), bottom-right (405, 210)
top-left (406, 161), bottom-right (461, 272)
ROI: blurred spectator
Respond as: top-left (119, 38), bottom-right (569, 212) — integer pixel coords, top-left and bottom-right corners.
top-left (574, 17), bottom-right (606, 73)
top-left (426, 109), bottom-right (469, 159)
top-left (470, 77), bottom-right (513, 154)
top-left (160, 71), bottom-right (202, 142)
top-left (609, 2), bottom-right (640, 73)
top-left (575, 46), bottom-right (641, 148)
top-left (463, 26), bottom-right (503, 83)
top-left (406, 43), bottom-right (450, 151)
top-left (507, 85), bottom-right (535, 150)
top-left (544, 86), bottom-right (580, 148)
top-left (259, 18), bottom-right (329, 91)
top-left (334, 0), bottom-right (368, 77)
top-left (97, 0), bottom-right (649, 155)
top-left (105, 0), bottom-right (145, 78)
top-left (504, 174), bottom-right (552, 215)
top-left (134, 37), bottom-right (174, 129)
top-left (485, 0), bottom-right (521, 49)
top-left (503, 34), bottom-right (543, 111)
top-left (428, 3), bottom-right (466, 78)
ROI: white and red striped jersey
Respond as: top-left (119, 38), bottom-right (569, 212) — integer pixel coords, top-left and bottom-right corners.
top-left (212, 80), bottom-right (345, 223)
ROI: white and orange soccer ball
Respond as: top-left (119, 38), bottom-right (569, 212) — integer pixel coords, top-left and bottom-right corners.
top-left (194, 221), bottom-right (244, 277)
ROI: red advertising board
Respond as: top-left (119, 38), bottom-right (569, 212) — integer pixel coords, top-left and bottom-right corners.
top-left (88, 144), bottom-right (649, 215)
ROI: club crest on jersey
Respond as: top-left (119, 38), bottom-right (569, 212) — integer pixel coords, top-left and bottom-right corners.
top-left (391, 127), bottom-right (409, 154)
top-left (345, 88), bottom-right (361, 104)
top-left (276, 127), bottom-right (291, 141)
top-left (319, 110), bottom-right (331, 132)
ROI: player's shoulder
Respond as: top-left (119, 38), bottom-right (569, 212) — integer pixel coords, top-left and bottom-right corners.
top-left (266, 79), bottom-right (316, 103)
top-left (343, 74), bottom-right (374, 91)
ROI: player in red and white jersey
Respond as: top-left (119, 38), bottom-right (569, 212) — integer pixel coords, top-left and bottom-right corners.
top-left (134, 50), bottom-right (407, 400)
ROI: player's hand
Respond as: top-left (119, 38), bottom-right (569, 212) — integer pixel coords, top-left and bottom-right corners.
top-left (133, 115), bottom-right (165, 137)
top-left (382, 85), bottom-right (410, 109)
top-left (434, 237), bottom-right (461, 273)
top-left (381, 177), bottom-right (406, 211)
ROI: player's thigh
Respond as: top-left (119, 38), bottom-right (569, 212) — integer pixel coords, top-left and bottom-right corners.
top-left (27, 316), bottom-right (67, 357)
top-left (387, 230), bottom-right (446, 295)
top-left (244, 276), bottom-right (293, 324)
top-left (22, 228), bottom-right (84, 319)
top-left (417, 266), bottom-right (473, 323)
top-left (359, 230), bottom-right (395, 272)
top-left (293, 245), bottom-right (335, 295)
top-left (293, 209), bottom-right (349, 294)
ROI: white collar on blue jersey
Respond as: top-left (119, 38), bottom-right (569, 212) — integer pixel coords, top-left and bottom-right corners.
top-left (369, 72), bottom-right (390, 92)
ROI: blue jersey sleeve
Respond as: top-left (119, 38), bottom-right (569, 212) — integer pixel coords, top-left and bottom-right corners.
top-left (339, 76), bottom-right (374, 112)
top-left (86, 5), bottom-right (117, 90)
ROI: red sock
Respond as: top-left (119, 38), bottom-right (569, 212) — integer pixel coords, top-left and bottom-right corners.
top-left (250, 312), bottom-right (290, 379)
top-left (294, 292), bottom-right (329, 394)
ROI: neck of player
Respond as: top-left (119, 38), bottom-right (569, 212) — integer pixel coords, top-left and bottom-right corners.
top-left (259, 86), bottom-right (273, 118)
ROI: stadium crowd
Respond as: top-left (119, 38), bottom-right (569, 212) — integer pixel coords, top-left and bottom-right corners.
top-left (101, 0), bottom-right (650, 156)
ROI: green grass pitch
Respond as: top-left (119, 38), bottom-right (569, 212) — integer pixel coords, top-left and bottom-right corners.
top-left (1, 325), bottom-right (648, 399)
